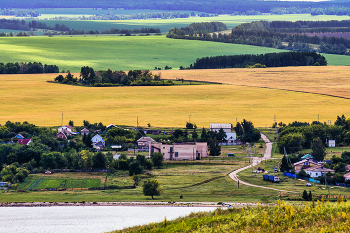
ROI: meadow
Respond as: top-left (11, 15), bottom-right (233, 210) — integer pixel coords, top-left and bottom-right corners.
top-left (2, 71), bottom-right (350, 127)
top-left (0, 162), bottom-right (279, 203)
top-left (0, 35), bottom-right (293, 72)
top-left (0, 34), bottom-right (350, 73)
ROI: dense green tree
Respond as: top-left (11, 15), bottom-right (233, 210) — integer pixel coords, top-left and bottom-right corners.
top-left (92, 152), bottom-right (106, 169)
top-left (208, 137), bottom-right (221, 156)
top-left (311, 137), bottom-right (326, 161)
top-left (280, 155), bottom-right (292, 172)
top-left (143, 179), bottom-right (162, 199)
top-left (192, 128), bottom-right (198, 141)
top-left (129, 161), bottom-right (144, 176)
top-left (151, 152), bottom-right (164, 168)
top-left (302, 190), bottom-right (308, 201)
top-left (278, 132), bottom-right (305, 154)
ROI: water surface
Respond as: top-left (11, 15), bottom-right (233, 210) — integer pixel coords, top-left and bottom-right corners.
top-left (0, 206), bottom-right (216, 233)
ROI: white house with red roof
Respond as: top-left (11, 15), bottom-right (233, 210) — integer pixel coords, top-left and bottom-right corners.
top-left (18, 139), bottom-right (32, 145)
top-left (81, 128), bottom-right (90, 135)
top-left (58, 125), bottom-right (72, 133)
top-left (56, 132), bottom-right (67, 139)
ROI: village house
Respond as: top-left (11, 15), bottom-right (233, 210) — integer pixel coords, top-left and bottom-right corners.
top-left (294, 158), bottom-right (319, 173)
top-left (209, 123), bottom-right (232, 134)
top-left (91, 134), bottom-right (105, 147)
top-left (15, 134), bottom-right (24, 139)
top-left (80, 128), bottom-right (90, 135)
top-left (137, 137), bottom-right (156, 150)
top-left (220, 132), bottom-right (238, 145)
top-left (149, 142), bottom-right (207, 160)
top-left (58, 125), bottom-right (72, 133)
top-left (18, 139), bottom-right (32, 145)
top-left (344, 172), bottom-right (350, 181)
top-left (304, 165), bottom-right (335, 178)
top-left (56, 132), bottom-right (67, 140)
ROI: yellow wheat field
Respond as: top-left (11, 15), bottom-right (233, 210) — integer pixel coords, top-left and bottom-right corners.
top-left (1, 68), bottom-right (350, 127)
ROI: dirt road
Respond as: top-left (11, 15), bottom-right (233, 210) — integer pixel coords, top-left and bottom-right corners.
top-left (228, 134), bottom-right (295, 193)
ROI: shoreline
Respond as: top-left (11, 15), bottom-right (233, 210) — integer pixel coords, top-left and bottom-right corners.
top-left (0, 201), bottom-right (268, 208)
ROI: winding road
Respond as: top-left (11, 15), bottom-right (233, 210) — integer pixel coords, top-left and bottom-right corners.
top-left (228, 134), bottom-right (294, 193)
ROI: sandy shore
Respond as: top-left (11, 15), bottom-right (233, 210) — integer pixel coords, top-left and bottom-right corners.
top-left (0, 201), bottom-right (269, 208)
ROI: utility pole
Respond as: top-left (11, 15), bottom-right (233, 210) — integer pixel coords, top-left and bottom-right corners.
top-left (189, 114), bottom-right (191, 123)
top-left (137, 117), bottom-right (138, 128)
top-left (61, 113), bottom-right (63, 126)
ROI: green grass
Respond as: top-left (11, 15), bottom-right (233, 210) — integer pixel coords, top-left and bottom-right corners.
top-left (0, 35), bottom-right (291, 72)
top-left (114, 201), bottom-right (350, 233)
top-left (0, 163), bottom-right (280, 203)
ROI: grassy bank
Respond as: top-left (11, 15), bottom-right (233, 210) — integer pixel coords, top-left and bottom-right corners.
top-left (114, 200), bottom-right (350, 232)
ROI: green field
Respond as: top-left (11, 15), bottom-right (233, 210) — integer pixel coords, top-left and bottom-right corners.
top-left (0, 35), bottom-right (350, 72)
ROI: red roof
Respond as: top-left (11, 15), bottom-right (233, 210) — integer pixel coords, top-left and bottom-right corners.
top-left (18, 139), bottom-right (32, 145)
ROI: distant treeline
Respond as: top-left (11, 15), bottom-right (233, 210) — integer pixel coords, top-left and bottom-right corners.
top-left (54, 67), bottom-right (174, 86)
top-left (167, 22), bottom-right (227, 37)
top-left (188, 52), bottom-right (327, 69)
top-left (44, 27), bottom-right (161, 36)
top-left (0, 19), bottom-right (70, 31)
top-left (167, 22), bottom-right (227, 39)
top-left (2, 0), bottom-right (350, 15)
top-left (0, 62), bottom-right (59, 74)
top-left (168, 20), bottom-right (350, 56)
top-left (2, 9), bottom-right (40, 17)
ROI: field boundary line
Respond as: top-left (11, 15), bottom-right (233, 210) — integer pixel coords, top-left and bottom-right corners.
top-left (233, 84), bottom-right (350, 100)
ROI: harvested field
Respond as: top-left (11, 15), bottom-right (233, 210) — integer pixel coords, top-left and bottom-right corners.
top-left (161, 66), bottom-right (350, 99)
top-left (1, 70), bottom-right (350, 127)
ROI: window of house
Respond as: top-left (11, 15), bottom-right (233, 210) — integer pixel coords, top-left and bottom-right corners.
top-left (175, 152), bottom-right (178, 157)
top-left (315, 173), bottom-right (318, 176)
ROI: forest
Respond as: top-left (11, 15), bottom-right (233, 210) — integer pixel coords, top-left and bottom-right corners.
top-left (187, 52), bottom-right (327, 69)
top-left (0, 19), bottom-right (70, 31)
top-left (0, 62), bottom-right (59, 74)
top-left (168, 20), bottom-right (350, 56)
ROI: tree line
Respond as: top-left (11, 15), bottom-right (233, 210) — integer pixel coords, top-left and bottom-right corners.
top-left (168, 20), bottom-right (350, 56)
top-left (2, 9), bottom-right (40, 17)
top-left (167, 22), bottom-right (227, 37)
top-left (278, 115), bottom-right (350, 156)
top-left (0, 62), bottom-right (59, 74)
top-left (54, 67), bottom-right (174, 86)
top-left (187, 52), bottom-right (326, 69)
top-left (0, 19), bottom-right (70, 31)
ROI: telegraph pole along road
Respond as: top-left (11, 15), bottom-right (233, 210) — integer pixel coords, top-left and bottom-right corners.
top-left (229, 134), bottom-right (295, 193)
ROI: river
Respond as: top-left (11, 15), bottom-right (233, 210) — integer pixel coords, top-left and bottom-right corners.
top-left (0, 206), bottom-right (217, 233)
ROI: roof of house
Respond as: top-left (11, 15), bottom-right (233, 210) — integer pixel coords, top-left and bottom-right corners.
top-left (56, 132), bottom-right (67, 138)
top-left (294, 159), bottom-right (318, 166)
top-left (304, 165), bottom-right (335, 173)
top-left (301, 154), bottom-right (314, 159)
top-left (18, 139), bottom-right (32, 145)
top-left (209, 123), bottom-right (232, 129)
top-left (344, 172), bottom-right (350, 178)
top-left (15, 134), bottom-right (24, 139)
top-left (137, 137), bottom-right (155, 142)
top-left (225, 133), bottom-right (237, 140)
top-left (81, 128), bottom-right (89, 132)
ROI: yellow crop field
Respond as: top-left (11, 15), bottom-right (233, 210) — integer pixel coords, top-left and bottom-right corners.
top-left (162, 66), bottom-right (350, 99)
top-left (1, 70), bottom-right (350, 127)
